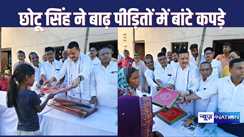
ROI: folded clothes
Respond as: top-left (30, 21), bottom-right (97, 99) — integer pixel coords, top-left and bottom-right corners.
top-left (49, 96), bottom-right (97, 118)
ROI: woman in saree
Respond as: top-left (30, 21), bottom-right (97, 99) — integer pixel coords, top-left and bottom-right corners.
top-left (118, 67), bottom-right (163, 137)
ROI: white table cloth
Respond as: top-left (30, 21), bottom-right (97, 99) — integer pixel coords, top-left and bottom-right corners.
top-left (0, 91), bottom-right (18, 135)
top-left (0, 91), bottom-right (117, 135)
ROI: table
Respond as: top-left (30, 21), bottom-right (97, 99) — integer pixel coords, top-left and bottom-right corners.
top-left (0, 91), bottom-right (117, 135)
top-left (152, 105), bottom-right (236, 137)
top-left (40, 104), bottom-right (117, 135)
top-left (0, 91), bottom-right (17, 135)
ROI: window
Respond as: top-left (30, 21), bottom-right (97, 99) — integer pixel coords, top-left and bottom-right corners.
top-left (213, 39), bottom-right (244, 58)
top-left (171, 42), bottom-right (188, 53)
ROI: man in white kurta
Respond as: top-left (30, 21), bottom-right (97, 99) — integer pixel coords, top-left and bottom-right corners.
top-left (184, 58), bottom-right (244, 136)
top-left (89, 47), bottom-right (100, 66)
top-left (189, 43), bottom-right (205, 67)
top-left (194, 62), bottom-right (218, 116)
top-left (56, 41), bottom-right (94, 101)
top-left (204, 47), bottom-right (222, 78)
top-left (169, 51), bottom-right (200, 114)
top-left (154, 52), bottom-right (173, 88)
top-left (28, 52), bottom-right (42, 91)
top-left (40, 47), bottom-right (63, 82)
top-left (13, 50), bottom-right (29, 71)
top-left (144, 57), bottom-right (158, 96)
top-left (91, 47), bottom-right (117, 108)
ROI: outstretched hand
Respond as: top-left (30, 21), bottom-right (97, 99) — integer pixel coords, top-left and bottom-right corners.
top-left (47, 93), bottom-right (55, 100)
top-left (71, 77), bottom-right (81, 88)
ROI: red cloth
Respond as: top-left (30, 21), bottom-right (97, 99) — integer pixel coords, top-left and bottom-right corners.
top-left (118, 57), bottom-right (134, 68)
top-left (0, 78), bottom-right (9, 91)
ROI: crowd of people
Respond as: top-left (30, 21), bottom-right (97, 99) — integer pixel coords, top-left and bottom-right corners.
top-left (5, 41), bottom-right (118, 135)
top-left (1, 40), bottom-right (243, 136)
top-left (118, 43), bottom-right (244, 137)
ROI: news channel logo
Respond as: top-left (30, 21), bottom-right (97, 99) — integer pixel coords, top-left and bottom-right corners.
top-left (198, 112), bottom-right (240, 124)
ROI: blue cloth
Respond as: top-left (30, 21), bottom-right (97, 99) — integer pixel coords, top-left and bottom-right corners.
top-left (15, 90), bottom-right (41, 131)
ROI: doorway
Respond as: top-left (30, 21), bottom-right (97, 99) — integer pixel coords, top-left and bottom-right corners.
top-left (213, 39), bottom-right (244, 58)
top-left (0, 48), bottom-right (12, 74)
top-left (134, 42), bottom-right (145, 60)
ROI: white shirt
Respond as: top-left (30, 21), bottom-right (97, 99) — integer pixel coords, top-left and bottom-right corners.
top-left (91, 57), bottom-right (100, 66)
top-left (170, 64), bottom-right (200, 114)
top-left (132, 60), bottom-right (147, 92)
top-left (144, 68), bottom-right (158, 95)
top-left (195, 74), bottom-right (218, 116)
top-left (197, 76), bottom-right (244, 123)
top-left (210, 59), bottom-right (222, 78)
top-left (169, 61), bottom-right (179, 73)
top-left (30, 63), bottom-right (42, 92)
top-left (154, 64), bottom-right (173, 87)
top-left (56, 53), bottom-right (93, 100)
top-left (91, 60), bottom-right (118, 108)
top-left (190, 54), bottom-right (205, 66)
top-left (40, 59), bottom-right (63, 81)
top-left (33, 64), bottom-right (41, 83)
top-left (170, 64), bottom-right (200, 92)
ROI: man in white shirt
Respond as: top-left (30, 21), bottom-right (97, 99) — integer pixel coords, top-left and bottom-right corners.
top-left (204, 47), bottom-right (222, 78)
top-left (13, 50), bottom-right (29, 71)
top-left (184, 58), bottom-right (244, 136)
top-left (60, 50), bottom-right (68, 63)
top-left (55, 41), bottom-right (94, 101)
top-left (154, 52), bottom-right (173, 88)
top-left (194, 62), bottom-right (218, 115)
top-left (169, 50), bottom-right (200, 114)
top-left (132, 53), bottom-right (147, 92)
top-left (189, 44), bottom-right (205, 67)
top-left (40, 47), bottom-right (63, 84)
top-left (169, 51), bottom-right (179, 71)
top-left (167, 51), bottom-right (173, 64)
top-left (91, 47), bottom-right (117, 108)
top-left (144, 55), bottom-right (159, 95)
top-left (89, 47), bottom-right (100, 65)
top-left (28, 52), bottom-right (42, 90)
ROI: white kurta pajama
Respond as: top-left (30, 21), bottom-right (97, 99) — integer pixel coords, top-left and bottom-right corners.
top-left (170, 63), bottom-right (200, 114)
top-left (197, 76), bottom-right (244, 123)
top-left (154, 64), bottom-right (173, 87)
top-left (189, 54), bottom-right (205, 66)
top-left (91, 60), bottom-right (118, 108)
top-left (30, 63), bottom-right (42, 92)
top-left (40, 60), bottom-right (63, 81)
top-left (194, 74), bottom-right (218, 116)
top-left (56, 53), bottom-right (94, 100)
top-left (91, 57), bottom-right (101, 66)
top-left (144, 69), bottom-right (158, 96)
top-left (210, 59), bottom-right (222, 79)
top-left (169, 61), bottom-right (179, 74)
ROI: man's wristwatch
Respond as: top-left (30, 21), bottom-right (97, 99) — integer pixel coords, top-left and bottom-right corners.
top-left (188, 90), bottom-right (193, 95)
top-left (78, 75), bottom-right (83, 81)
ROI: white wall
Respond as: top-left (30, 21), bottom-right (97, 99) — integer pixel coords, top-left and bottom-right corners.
top-left (1, 27), bottom-right (117, 66)
top-left (118, 27), bottom-right (244, 58)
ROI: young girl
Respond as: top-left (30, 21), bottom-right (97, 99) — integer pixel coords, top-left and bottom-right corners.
top-left (118, 67), bottom-right (140, 96)
top-left (7, 63), bottom-right (73, 135)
